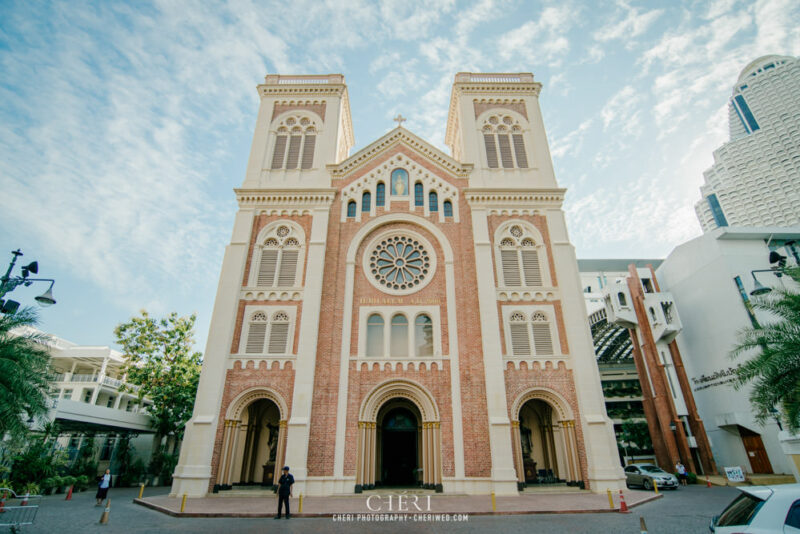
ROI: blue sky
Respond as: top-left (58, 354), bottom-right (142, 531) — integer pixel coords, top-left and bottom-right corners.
top-left (1, 0), bottom-right (798, 351)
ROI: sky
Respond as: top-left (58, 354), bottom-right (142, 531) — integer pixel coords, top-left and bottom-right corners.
top-left (1, 0), bottom-right (799, 352)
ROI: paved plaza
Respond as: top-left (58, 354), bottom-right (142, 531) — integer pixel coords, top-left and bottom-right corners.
top-left (17, 484), bottom-right (742, 533)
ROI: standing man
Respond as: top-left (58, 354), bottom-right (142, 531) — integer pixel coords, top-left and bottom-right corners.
top-left (675, 462), bottom-right (688, 486)
top-left (275, 466), bottom-right (294, 519)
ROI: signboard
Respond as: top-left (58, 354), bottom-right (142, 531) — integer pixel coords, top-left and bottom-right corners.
top-left (724, 466), bottom-right (746, 482)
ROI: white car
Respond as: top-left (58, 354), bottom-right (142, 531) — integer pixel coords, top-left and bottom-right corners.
top-left (710, 483), bottom-right (800, 533)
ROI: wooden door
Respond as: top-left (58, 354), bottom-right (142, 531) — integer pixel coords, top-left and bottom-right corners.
top-left (740, 428), bottom-right (773, 474)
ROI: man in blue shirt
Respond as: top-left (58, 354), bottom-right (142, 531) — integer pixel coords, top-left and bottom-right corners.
top-left (275, 466), bottom-right (294, 519)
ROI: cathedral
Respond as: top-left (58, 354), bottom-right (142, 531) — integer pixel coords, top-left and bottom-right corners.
top-left (171, 72), bottom-right (626, 497)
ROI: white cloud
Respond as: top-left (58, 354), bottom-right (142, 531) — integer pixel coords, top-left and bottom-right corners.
top-left (593, 3), bottom-right (664, 43)
top-left (498, 4), bottom-right (575, 67)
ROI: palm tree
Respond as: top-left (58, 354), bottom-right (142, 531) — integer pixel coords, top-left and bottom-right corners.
top-left (0, 307), bottom-right (53, 438)
top-left (731, 267), bottom-right (800, 433)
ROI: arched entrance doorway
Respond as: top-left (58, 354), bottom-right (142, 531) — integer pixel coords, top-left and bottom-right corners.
top-left (378, 401), bottom-right (420, 487)
top-left (215, 388), bottom-right (288, 491)
top-left (511, 389), bottom-right (583, 489)
top-left (356, 380), bottom-right (442, 493)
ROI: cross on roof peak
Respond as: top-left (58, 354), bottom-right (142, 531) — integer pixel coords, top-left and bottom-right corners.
top-left (393, 114), bottom-right (406, 127)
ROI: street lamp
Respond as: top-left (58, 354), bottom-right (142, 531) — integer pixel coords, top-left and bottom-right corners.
top-left (749, 271), bottom-right (772, 296)
top-left (0, 249), bottom-right (57, 313)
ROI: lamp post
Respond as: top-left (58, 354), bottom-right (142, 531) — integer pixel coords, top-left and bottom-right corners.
top-left (0, 249), bottom-right (57, 313)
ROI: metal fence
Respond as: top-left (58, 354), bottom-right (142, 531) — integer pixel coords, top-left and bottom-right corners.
top-left (0, 489), bottom-right (42, 530)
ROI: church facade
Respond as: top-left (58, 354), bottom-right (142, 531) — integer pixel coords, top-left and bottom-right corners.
top-left (171, 72), bottom-right (626, 497)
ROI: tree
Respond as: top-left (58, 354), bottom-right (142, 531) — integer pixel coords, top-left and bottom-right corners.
top-left (114, 311), bottom-right (202, 449)
top-left (0, 307), bottom-right (52, 439)
top-left (731, 266), bottom-right (800, 433)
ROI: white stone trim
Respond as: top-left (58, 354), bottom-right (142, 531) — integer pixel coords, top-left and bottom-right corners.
top-left (361, 230), bottom-right (437, 296)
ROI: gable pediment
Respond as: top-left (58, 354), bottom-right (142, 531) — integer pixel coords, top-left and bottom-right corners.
top-left (327, 127), bottom-right (473, 180)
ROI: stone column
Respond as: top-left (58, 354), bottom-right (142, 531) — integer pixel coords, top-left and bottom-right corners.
top-left (567, 421), bottom-right (582, 485)
top-left (366, 423), bottom-right (376, 488)
top-left (355, 422), bottom-right (365, 492)
top-left (284, 207), bottom-right (331, 494)
top-left (225, 421), bottom-right (242, 486)
top-left (217, 421), bottom-right (232, 488)
top-left (433, 422), bottom-right (443, 491)
top-left (559, 421), bottom-right (575, 482)
top-left (273, 420), bottom-right (287, 486)
top-left (511, 421), bottom-right (525, 487)
top-left (468, 207), bottom-right (519, 495)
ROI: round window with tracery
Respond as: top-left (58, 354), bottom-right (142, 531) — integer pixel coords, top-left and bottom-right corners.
top-left (365, 232), bottom-right (436, 295)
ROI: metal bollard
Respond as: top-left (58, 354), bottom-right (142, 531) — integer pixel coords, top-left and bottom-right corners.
top-left (99, 499), bottom-right (110, 524)
top-left (607, 488), bottom-right (614, 509)
top-left (138, 483), bottom-right (145, 499)
top-left (298, 493), bottom-right (303, 514)
top-left (490, 491), bottom-right (496, 512)
top-left (181, 494), bottom-right (187, 513)
top-left (653, 480), bottom-right (659, 495)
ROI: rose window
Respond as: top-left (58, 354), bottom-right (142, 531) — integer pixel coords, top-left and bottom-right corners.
top-left (369, 236), bottom-right (431, 291)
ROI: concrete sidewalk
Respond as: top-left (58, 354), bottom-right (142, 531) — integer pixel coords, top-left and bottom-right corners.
top-left (135, 489), bottom-right (661, 518)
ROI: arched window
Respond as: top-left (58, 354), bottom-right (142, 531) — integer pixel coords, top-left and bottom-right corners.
top-left (617, 292), bottom-right (627, 307)
top-left (391, 168), bottom-right (408, 196)
top-left (429, 191), bottom-right (438, 212)
top-left (530, 312), bottom-right (553, 355)
top-left (376, 182), bottom-right (386, 207)
top-left (271, 116), bottom-right (317, 170)
top-left (508, 310), bottom-right (554, 356)
top-left (509, 312), bottom-right (530, 356)
top-left (390, 314), bottom-right (409, 357)
top-left (268, 311), bottom-right (290, 354)
top-left (414, 314), bottom-right (433, 356)
top-left (255, 225), bottom-right (301, 287)
top-left (482, 115), bottom-right (528, 169)
top-left (244, 310), bottom-right (291, 354)
top-left (414, 182), bottom-right (424, 207)
top-left (498, 225), bottom-right (543, 287)
top-left (443, 200), bottom-right (453, 217)
top-left (366, 314), bottom-right (384, 357)
top-left (347, 201), bottom-right (357, 218)
top-left (362, 191), bottom-right (371, 212)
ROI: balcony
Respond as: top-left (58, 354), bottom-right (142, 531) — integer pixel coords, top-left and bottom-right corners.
top-left (602, 283), bottom-right (637, 328)
top-left (643, 293), bottom-right (682, 342)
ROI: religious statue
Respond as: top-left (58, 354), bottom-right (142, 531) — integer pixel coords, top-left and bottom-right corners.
top-left (392, 169), bottom-right (407, 196)
top-left (267, 422), bottom-right (279, 461)
top-left (521, 424), bottom-right (533, 456)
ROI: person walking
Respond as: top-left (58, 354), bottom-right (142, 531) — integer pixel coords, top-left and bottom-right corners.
top-left (275, 466), bottom-right (294, 519)
top-left (675, 462), bottom-right (688, 486)
top-left (95, 469), bottom-right (112, 506)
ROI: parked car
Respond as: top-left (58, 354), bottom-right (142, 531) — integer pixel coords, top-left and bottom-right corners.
top-left (710, 483), bottom-right (800, 533)
top-left (624, 464), bottom-right (678, 490)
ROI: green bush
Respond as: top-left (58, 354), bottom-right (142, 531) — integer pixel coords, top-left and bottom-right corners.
top-left (688, 472), bottom-right (698, 484)
top-left (0, 479), bottom-right (14, 494)
top-left (21, 482), bottom-right (39, 496)
top-left (51, 476), bottom-right (64, 493)
top-left (75, 475), bottom-right (89, 491)
top-left (62, 475), bottom-right (76, 488)
top-left (40, 477), bottom-right (54, 495)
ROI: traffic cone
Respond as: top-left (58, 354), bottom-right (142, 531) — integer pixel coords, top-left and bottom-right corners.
top-left (640, 517), bottom-right (648, 533)
top-left (65, 485), bottom-right (73, 500)
top-left (99, 499), bottom-right (110, 525)
top-left (706, 475), bottom-right (712, 488)
top-left (21, 493), bottom-right (29, 506)
top-left (0, 491), bottom-right (6, 513)
top-left (618, 490), bottom-right (630, 513)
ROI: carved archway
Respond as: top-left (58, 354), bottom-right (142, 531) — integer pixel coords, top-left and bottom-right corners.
top-left (510, 388), bottom-right (582, 488)
top-left (216, 388), bottom-right (289, 490)
top-left (355, 380), bottom-right (442, 492)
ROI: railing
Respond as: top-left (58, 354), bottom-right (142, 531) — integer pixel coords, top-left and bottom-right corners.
top-left (264, 74), bottom-right (343, 85)
top-left (102, 375), bottom-right (123, 388)
top-left (71, 374), bottom-right (98, 382)
top-left (455, 72), bottom-right (534, 83)
top-left (52, 372), bottom-right (65, 382)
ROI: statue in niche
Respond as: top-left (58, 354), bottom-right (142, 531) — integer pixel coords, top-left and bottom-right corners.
top-left (391, 169), bottom-right (408, 196)
top-left (267, 422), bottom-right (279, 462)
top-left (520, 424), bottom-right (533, 457)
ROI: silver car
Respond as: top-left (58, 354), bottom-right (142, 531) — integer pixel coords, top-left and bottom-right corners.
top-left (710, 483), bottom-right (800, 533)
top-left (624, 464), bottom-right (679, 490)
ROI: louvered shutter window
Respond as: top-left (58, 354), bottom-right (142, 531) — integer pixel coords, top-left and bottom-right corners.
top-left (498, 134), bottom-right (513, 168)
top-left (257, 250), bottom-right (279, 286)
top-left (286, 135), bottom-right (302, 169)
top-left (510, 319), bottom-right (530, 356)
top-left (521, 250), bottom-right (542, 286)
top-left (501, 250), bottom-right (521, 286)
top-left (484, 135), bottom-right (498, 168)
top-left (271, 136), bottom-right (287, 169)
top-left (531, 313), bottom-right (553, 355)
top-left (277, 250), bottom-right (298, 286)
top-left (300, 135), bottom-right (315, 169)
top-left (268, 322), bottom-right (289, 354)
top-left (512, 134), bottom-right (528, 168)
top-left (246, 318), bottom-right (267, 354)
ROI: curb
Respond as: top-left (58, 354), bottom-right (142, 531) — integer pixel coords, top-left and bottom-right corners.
top-left (134, 493), bottom-right (663, 519)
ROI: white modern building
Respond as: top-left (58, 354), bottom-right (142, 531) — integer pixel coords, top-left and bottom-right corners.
top-left (656, 227), bottom-right (800, 480)
top-left (694, 55), bottom-right (800, 232)
top-left (578, 259), bottom-right (663, 315)
top-left (25, 329), bottom-right (156, 473)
